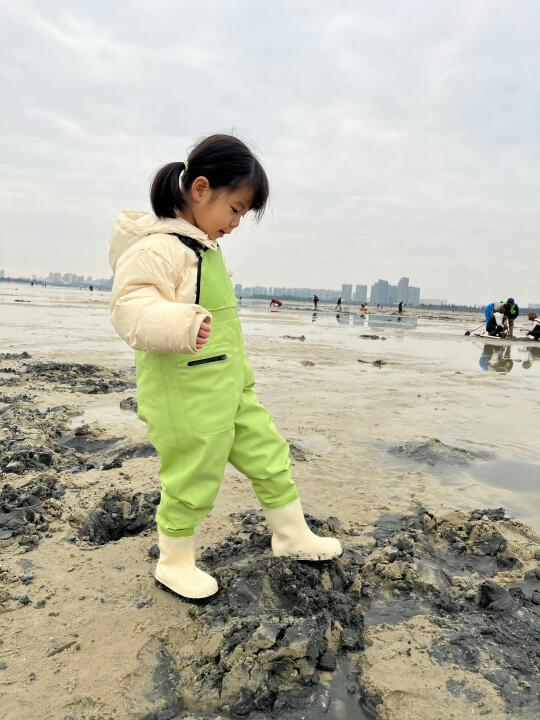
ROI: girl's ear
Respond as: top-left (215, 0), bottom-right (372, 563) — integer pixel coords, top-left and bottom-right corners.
top-left (190, 176), bottom-right (210, 203)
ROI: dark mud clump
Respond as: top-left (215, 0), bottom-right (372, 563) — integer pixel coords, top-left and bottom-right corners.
top-left (23, 361), bottom-right (135, 394)
top-left (136, 506), bottom-right (540, 718)
top-left (359, 334), bottom-right (386, 340)
top-left (0, 404), bottom-right (75, 476)
top-left (363, 507), bottom-right (540, 715)
top-left (120, 396), bottom-right (138, 412)
top-left (281, 335), bottom-right (306, 341)
top-left (151, 510), bottom-right (366, 719)
top-left (388, 438), bottom-right (493, 466)
top-left (78, 489), bottom-right (160, 545)
top-left (0, 474), bottom-right (65, 547)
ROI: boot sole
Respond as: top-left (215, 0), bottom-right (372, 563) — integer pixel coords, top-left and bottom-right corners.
top-left (155, 579), bottom-right (218, 604)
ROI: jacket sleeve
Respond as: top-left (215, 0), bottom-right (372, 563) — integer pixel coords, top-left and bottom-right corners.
top-left (111, 248), bottom-right (210, 353)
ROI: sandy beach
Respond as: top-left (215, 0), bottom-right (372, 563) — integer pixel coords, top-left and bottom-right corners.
top-left (1, 282), bottom-right (540, 720)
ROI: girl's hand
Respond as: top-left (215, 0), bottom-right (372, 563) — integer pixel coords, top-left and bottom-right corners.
top-left (196, 319), bottom-right (212, 350)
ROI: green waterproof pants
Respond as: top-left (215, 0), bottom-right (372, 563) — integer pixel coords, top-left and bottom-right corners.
top-left (135, 237), bottom-right (299, 537)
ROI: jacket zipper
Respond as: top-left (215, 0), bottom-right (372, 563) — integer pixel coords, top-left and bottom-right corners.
top-left (171, 234), bottom-right (205, 304)
top-left (187, 354), bottom-right (227, 367)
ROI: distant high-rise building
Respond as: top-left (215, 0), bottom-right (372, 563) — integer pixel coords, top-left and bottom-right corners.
top-left (0, 269), bottom-right (4, 279)
top-left (370, 279), bottom-right (389, 305)
top-left (341, 283), bottom-right (353, 301)
top-left (387, 285), bottom-right (398, 304)
top-left (234, 283), bottom-right (243, 295)
top-left (397, 277), bottom-right (409, 302)
top-left (407, 286), bottom-right (420, 306)
top-left (353, 284), bottom-right (367, 302)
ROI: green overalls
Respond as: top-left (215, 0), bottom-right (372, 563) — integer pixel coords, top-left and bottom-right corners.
top-left (135, 236), bottom-right (299, 537)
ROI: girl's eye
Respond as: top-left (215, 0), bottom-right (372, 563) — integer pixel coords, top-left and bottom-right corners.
top-left (231, 207), bottom-right (239, 214)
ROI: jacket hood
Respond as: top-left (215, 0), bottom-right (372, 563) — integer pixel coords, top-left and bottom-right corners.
top-left (109, 211), bottom-right (218, 272)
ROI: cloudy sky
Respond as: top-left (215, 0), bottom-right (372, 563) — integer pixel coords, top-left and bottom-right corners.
top-left (1, 1), bottom-right (539, 304)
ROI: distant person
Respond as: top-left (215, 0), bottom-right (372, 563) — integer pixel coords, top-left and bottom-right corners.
top-left (108, 133), bottom-right (341, 602)
top-left (485, 310), bottom-right (507, 337)
top-left (89, 284), bottom-right (93, 291)
top-left (398, 301), bottom-right (404, 314)
top-left (313, 294), bottom-right (319, 310)
top-left (270, 298), bottom-right (282, 308)
top-left (525, 312), bottom-right (540, 341)
top-left (502, 297), bottom-right (519, 336)
top-left (334, 297), bottom-right (342, 311)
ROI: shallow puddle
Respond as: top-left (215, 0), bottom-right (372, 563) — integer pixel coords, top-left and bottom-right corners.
top-left (470, 459), bottom-right (540, 494)
top-left (466, 461), bottom-right (540, 530)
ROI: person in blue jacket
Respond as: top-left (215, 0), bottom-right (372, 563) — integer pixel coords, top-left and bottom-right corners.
top-left (484, 298), bottom-right (519, 337)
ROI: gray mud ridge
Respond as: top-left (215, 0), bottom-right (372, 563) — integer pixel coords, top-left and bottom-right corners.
top-left (388, 438), bottom-right (493, 466)
top-left (23, 361), bottom-right (135, 394)
top-left (139, 507), bottom-right (540, 719)
top-left (0, 474), bottom-right (65, 547)
top-left (0, 352), bottom-right (31, 360)
top-left (78, 489), bottom-right (160, 544)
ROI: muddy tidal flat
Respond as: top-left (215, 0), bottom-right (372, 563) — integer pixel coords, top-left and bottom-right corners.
top-left (1, 282), bottom-right (540, 720)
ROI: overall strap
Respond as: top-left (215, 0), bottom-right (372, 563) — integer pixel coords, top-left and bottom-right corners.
top-left (170, 233), bottom-right (207, 304)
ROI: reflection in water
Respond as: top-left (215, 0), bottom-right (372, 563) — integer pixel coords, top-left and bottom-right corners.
top-left (479, 344), bottom-right (513, 373)
top-left (521, 345), bottom-right (540, 370)
top-left (368, 314), bottom-right (418, 332)
top-left (312, 312), bottom-right (318, 322)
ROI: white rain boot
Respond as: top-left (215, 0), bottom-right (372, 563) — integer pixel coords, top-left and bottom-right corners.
top-left (155, 531), bottom-right (218, 600)
top-left (263, 499), bottom-right (342, 561)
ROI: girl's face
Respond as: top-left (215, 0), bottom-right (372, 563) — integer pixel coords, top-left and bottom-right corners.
top-left (186, 177), bottom-right (253, 241)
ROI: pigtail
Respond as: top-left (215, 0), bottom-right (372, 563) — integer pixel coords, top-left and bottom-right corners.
top-left (150, 161), bottom-right (187, 218)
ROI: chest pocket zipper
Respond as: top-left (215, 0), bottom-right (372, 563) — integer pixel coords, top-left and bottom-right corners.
top-left (187, 354), bottom-right (227, 367)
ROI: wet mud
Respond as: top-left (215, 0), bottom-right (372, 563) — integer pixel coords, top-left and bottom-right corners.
top-left (126, 507), bottom-right (539, 719)
top-left (2, 352), bottom-right (540, 718)
top-left (388, 438), bottom-right (493, 466)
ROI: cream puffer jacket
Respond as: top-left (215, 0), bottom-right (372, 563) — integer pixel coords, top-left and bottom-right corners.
top-left (109, 211), bottom-right (219, 354)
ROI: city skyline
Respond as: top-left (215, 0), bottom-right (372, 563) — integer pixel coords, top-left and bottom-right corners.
top-left (234, 276), bottom-right (422, 304)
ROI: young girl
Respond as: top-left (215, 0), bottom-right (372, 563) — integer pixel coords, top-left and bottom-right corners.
top-left (109, 134), bottom-right (341, 600)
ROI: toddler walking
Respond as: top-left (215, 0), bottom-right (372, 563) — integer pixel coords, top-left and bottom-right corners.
top-left (109, 134), bottom-right (341, 600)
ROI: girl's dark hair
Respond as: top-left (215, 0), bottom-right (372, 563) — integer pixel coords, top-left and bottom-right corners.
top-left (150, 134), bottom-right (269, 220)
